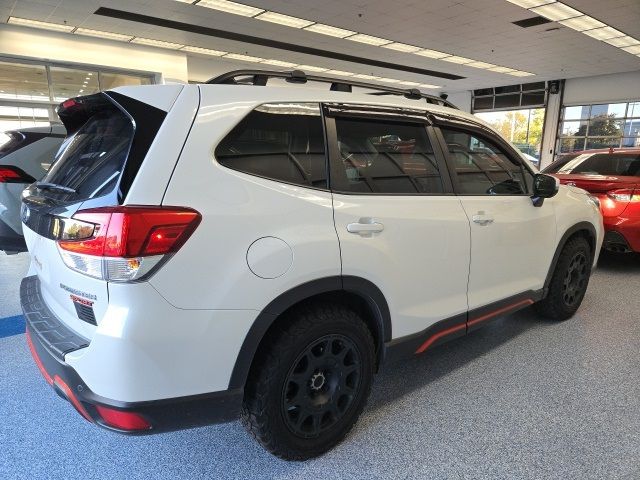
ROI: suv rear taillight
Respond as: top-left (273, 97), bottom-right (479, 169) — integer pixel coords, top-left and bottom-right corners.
top-left (57, 206), bottom-right (201, 282)
top-left (0, 165), bottom-right (36, 183)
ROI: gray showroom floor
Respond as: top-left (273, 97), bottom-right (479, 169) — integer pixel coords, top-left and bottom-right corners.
top-left (1, 251), bottom-right (639, 479)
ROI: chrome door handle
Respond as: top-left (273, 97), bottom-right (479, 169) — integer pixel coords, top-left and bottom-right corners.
top-left (347, 218), bottom-right (384, 237)
top-left (472, 213), bottom-right (494, 226)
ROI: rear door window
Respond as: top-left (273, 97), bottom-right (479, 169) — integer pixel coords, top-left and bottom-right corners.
top-left (215, 103), bottom-right (327, 189)
top-left (43, 109), bottom-right (134, 200)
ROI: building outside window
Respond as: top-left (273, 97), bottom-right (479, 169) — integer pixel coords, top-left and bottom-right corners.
top-left (557, 101), bottom-right (640, 155)
top-left (0, 58), bottom-right (155, 132)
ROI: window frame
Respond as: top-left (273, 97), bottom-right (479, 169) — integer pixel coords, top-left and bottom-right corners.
top-left (323, 104), bottom-right (454, 196)
top-left (214, 102), bottom-right (332, 192)
top-left (431, 116), bottom-right (536, 197)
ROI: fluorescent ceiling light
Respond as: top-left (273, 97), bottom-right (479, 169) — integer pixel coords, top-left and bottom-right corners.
top-left (382, 42), bottom-right (423, 53)
top-left (582, 26), bottom-right (625, 41)
top-left (174, 0), bottom-right (196, 3)
top-left (346, 33), bottom-right (393, 46)
top-left (255, 11), bottom-right (314, 28)
top-left (74, 28), bottom-right (133, 41)
top-left (414, 49), bottom-right (451, 59)
top-left (196, 0), bottom-right (264, 17)
top-left (181, 45), bottom-right (227, 56)
top-left (8, 16), bottom-right (74, 32)
top-left (397, 80), bottom-right (421, 86)
top-left (530, 3), bottom-right (582, 21)
top-left (325, 70), bottom-right (354, 76)
top-left (303, 23), bottom-right (355, 38)
top-left (296, 65), bottom-right (328, 72)
top-left (377, 78), bottom-right (401, 83)
top-left (488, 66), bottom-right (516, 73)
top-left (466, 61), bottom-right (496, 69)
top-left (621, 44), bottom-right (640, 55)
top-left (441, 55), bottom-right (474, 64)
top-left (261, 59), bottom-right (298, 67)
top-left (504, 0), bottom-right (555, 7)
top-left (131, 37), bottom-right (185, 49)
top-left (558, 15), bottom-right (606, 31)
top-left (223, 53), bottom-right (264, 62)
top-left (352, 73), bottom-right (380, 80)
top-left (508, 71), bottom-right (535, 76)
top-left (419, 84), bottom-right (441, 89)
top-left (604, 36), bottom-right (640, 48)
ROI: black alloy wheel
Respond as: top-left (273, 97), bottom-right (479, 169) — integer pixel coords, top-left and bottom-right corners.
top-left (281, 334), bottom-right (362, 438)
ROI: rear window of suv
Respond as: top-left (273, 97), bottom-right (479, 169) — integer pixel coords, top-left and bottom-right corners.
top-left (43, 108), bottom-right (134, 200)
top-left (215, 103), bottom-right (327, 189)
top-left (545, 153), bottom-right (640, 176)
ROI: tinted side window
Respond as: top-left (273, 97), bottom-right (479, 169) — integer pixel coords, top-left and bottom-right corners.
top-left (215, 103), bottom-right (327, 188)
top-left (441, 128), bottom-right (533, 195)
top-left (332, 117), bottom-right (444, 194)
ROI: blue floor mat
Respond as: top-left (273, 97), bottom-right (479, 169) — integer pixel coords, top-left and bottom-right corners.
top-left (0, 315), bottom-right (25, 339)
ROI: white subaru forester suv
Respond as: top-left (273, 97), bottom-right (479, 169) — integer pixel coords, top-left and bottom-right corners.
top-left (21, 70), bottom-right (602, 460)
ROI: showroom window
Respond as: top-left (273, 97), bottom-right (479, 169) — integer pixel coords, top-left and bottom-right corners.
top-left (441, 127), bottom-right (533, 195)
top-left (0, 58), bottom-right (155, 132)
top-left (472, 82), bottom-right (547, 162)
top-left (557, 101), bottom-right (640, 154)
top-left (331, 117), bottom-right (444, 194)
top-left (215, 103), bottom-right (328, 189)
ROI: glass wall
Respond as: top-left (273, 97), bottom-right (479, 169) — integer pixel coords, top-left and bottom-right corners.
top-left (474, 108), bottom-right (545, 163)
top-left (0, 58), bottom-right (155, 132)
top-left (557, 101), bottom-right (640, 154)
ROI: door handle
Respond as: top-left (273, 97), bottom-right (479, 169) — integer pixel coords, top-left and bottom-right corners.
top-left (347, 218), bottom-right (384, 237)
top-left (472, 212), bottom-right (494, 226)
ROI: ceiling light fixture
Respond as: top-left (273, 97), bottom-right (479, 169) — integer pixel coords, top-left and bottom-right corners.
top-left (324, 70), bottom-right (355, 77)
top-left (8, 16), bottom-right (74, 32)
top-left (397, 80), bottom-right (421, 86)
top-left (558, 15), bottom-right (606, 32)
top-left (346, 33), bottom-right (393, 46)
top-left (196, 0), bottom-right (264, 17)
top-left (296, 65), bottom-right (328, 72)
top-left (414, 49), bottom-right (451, 59)
top-left (261, 59), bottom-right (299, 67)
top-left (181, 45), bottom-right (227, 56)
top-left (255, 11), bottom-right (314, 28)
top-left (74, 28), bottom-right (133, 41)
top-left (419, 84), bottom-right (441, 89)
top-left (488, 66), bottom-right (516, 73)
top-left (466, 61), bottom-right (496, 69)
top-left (377, 77), bottom-right (401, 83)
top-left (382, 42), bottom-right (423, 53)
top-left (621, 45), bottom-right (640, 55)
top-left (352, 73), bottom-right (380, 80)
top-left (504, 0), bottom-right (555, 7)
top-left (530, 2), bottom-right (582, 21)
top-left (508, 71), bottom-right (535, 76)
top-left (131, 37), bottom-right (185, 49)
top-left (223, 53), bottom-right (264, 62)
top-left (604, 36), bottom-right (640, 48)
top-left (582, 26), bottom-right (626, 41)
top-left (441, 56), bottom-right (475, 64)
top-left (303, 23), bottom-right (355, 38)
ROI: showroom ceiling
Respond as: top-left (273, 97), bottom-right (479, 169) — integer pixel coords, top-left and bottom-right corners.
top-left (1, 0), bottom-right (639, 91)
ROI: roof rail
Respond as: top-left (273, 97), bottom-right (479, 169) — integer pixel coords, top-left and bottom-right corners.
top-left (205, 69), bottom-right (457, 109)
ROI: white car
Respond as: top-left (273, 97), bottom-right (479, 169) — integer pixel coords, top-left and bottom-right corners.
top-left (0, 124), bottom-right (65, 253)
top-left (21, 71), bottom-right (603, 460)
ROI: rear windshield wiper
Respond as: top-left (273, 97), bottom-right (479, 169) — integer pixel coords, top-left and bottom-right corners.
top-left (35, 181), bottom-right (77, 194)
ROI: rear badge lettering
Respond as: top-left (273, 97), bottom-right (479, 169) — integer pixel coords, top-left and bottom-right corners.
top-left (70, 294), bottom-right (94, 307)
top-left (59, 283), bottom-right (97, 301)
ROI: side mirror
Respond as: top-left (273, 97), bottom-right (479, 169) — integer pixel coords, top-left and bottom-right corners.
top-left (531, 174), bottom-right (559, 207)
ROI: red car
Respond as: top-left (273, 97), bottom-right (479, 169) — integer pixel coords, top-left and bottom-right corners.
top-left (544, 148), bottom-right (640, 253)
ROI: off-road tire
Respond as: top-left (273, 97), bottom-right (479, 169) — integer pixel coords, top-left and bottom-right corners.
top-left (240, 303), bottom-right (375, 460)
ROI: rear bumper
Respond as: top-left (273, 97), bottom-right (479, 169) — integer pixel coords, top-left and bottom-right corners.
top-left (603, 217), bottom-right (640, 253)
top-left (22, 276), bottom-right (243, 433)
top-left (0, 218), bottom-right (26, 252)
